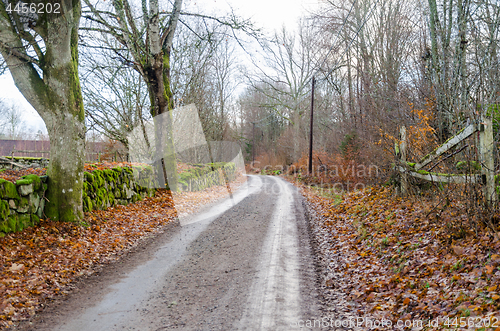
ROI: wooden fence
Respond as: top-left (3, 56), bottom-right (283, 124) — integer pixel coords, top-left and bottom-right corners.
top-left (7, 149), bottom-right (127, 163)
top-left (396, 117), bottom-right (497, 205)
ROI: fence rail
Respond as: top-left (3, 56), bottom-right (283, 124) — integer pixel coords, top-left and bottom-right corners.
top-left (8, 149), bottom-right (102, 162)
top-left (1, 149), bottom-right (128, 170)
top-left (396, 116), bottom-right (497, 206)
top-left (0, 140), bottom-right (126, 163)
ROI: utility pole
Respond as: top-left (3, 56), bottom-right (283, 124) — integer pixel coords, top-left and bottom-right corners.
top-left (252, 122), bottom-right (255, 165)
top-left (308, 76), bottom-right (316, 174)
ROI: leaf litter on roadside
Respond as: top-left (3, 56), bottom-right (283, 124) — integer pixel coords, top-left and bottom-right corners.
top-left (300, 184), bottom-right (500, 330)
top-left (0, 189), bottom-right (177, 329)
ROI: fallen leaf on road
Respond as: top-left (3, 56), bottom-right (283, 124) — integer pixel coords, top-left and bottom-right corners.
top-left (8, 264), bottom-right (24, 273)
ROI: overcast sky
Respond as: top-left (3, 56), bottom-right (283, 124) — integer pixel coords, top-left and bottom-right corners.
top-left (0, 0), bottom-right (320, 134)
top-left (192, 0), bottom-right (317, 34)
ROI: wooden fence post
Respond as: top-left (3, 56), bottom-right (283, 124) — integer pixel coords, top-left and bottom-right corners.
top-left (480, 116), bottom-right (497, 206)
top-left (400, 126), bottom-right (408, 196)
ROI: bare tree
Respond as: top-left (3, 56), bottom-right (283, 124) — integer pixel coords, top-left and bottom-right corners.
top-left (81, 0), bottom-right (257, 189)
top-left (80, 46), bottom-right (150, 153)
top-left (0, 102), bottom-right (25, 139)
top-left (171, 22), bottom-right (240, 142)
top-left (81, 0), bottom-right (182, 189)
top-left (244, 21), bottom-right (320, 161)
top-left (0, 99), bottom-right (8, 137)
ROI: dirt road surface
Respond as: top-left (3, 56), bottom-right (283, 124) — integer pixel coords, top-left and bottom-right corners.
top-left (16, 176), bottom-right (324, 330)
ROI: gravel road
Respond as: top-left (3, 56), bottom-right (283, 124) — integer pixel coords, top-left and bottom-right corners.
top-left (16, 175), bottom-right (324, 331)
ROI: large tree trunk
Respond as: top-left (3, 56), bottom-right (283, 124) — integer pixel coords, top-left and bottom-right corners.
top-left (428, 0), bottom-right (454, 141)
top-left (161, 52), bottom-right (179, 191)
top-left (86, 0), bottom-right (181, 191)
top-left (144, 46), bottom-right (178, 191)
top-left (292, 108), bottom-right (301, 162)
top-left (43, 113), bottom-right (85, 222)
top-left (0, 0), bottom-right (85, 222)
top-left (457, 0), bottom-right (468, 112)
top-left (146, 69), bottom-right (178, 191)
top-left (117, 0), bottom-right (181, 191)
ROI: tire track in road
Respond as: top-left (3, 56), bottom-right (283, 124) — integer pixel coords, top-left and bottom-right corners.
top-left (236, 176), bottom-right (302, 330)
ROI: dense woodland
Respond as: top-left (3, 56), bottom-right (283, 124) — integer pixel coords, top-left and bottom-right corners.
top-left (83, 0), bottom-right (500, 184)
top-left (1, 0), bottom-right (500, 220)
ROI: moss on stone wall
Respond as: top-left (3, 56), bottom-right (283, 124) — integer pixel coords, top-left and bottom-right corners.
top-left (1, 165), bottom-right (157, 235)
top-left (178, 162), bottom-right (238, 192)
top-left (0, 179), bottom-right (20, 200)
top-left (82, 165), bottom-right (155, 213)
top-left (1, 162), bottom-right (241, 235)
top-left (0, 174), bottom-right (46, 236)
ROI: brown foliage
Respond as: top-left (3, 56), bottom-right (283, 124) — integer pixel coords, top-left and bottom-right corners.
top-left (287, 150), bottom-right (379, 190)
top-left (0, 190), bottom-right (176, 328)
top-left (304, 184), bottom-right (500, 326)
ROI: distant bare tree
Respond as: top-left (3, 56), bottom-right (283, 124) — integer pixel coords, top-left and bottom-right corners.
top-left (0, 99), bottom-right (6, 134)
top-left (244, 21), bottom-right (320, 161)
top-left (0, 99), bottom-right (26, 139)
top-left (171, 22), bottom-right (240, 142)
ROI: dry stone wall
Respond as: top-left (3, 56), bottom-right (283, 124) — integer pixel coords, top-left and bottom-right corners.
top-left (0, 174), bottom-right (47, 235)
top-left (82, 165), bottom-right (155, 212)
top-left (178, 162), bottom-right (237, 192)
top-left (0, 157), bottom-right (49, 170)
top-left (0, 163), bottom-right (236, 236)
top-left (0, 166), bottom-right (155, 236)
